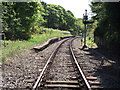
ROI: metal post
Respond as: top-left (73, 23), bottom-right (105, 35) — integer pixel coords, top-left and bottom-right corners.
top-left (82, 10), bottom-right (94, 49)
top-left (82, 10), bottom-right (88, 49)
top-left (83, 23), bottom-right (87, 48)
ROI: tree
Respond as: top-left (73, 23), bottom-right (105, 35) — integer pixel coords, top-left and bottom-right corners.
top-left (41, 2), bottom-right (77, 31)
top-left (2, 2), bottom-right (44, 40)
top-left (90, 2), bottom-right (120, 53)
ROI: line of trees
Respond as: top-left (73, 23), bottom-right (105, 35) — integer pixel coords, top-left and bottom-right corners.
top-left (91, 2), bottom-right (120, 53)
top-left (2, 2), bottom-right (45, 40)
top-left (2, 2), bottom-right (83, 40)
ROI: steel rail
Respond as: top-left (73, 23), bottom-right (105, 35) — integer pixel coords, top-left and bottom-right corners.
top-left (69, 38), bottom-right (91, 90)
top-left (32, 38), bottom-right (70, 90)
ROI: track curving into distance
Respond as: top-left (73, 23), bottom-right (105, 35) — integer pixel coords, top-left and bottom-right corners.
top-left (32, 37), bottom-right (91, 90)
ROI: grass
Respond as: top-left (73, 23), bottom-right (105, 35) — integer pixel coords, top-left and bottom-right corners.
top-left (86, 36), bottom-right (97, 48)
top-left (0, 28), bottom-right (71, 62)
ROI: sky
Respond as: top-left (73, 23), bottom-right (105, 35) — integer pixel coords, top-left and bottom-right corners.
top-left (42, 0), bottom-right (92, 18)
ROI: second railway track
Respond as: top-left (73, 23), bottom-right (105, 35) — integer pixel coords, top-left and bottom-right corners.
top-left (32, 37), bottom-right (91, 90)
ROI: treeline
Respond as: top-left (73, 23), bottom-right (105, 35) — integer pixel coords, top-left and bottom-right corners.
top-left (2, 2), bottom-right (83, 40)
top-left (2, 2), bottom-right (44, 40)
top-left (91, 2), bottom-right (120, 53)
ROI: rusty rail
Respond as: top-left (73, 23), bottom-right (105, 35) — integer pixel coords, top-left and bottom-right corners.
top-left (32, 37), bottom-right (91, 90)
top-left (32, 38), bottom-right (70, 90)
top-left (70, 38), bottom-right (91, 90)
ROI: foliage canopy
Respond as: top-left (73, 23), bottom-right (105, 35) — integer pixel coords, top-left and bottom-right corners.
top-left (2, 2), bottom-right (83, 40)
top-left (91, 2), bottom-right (120, 53)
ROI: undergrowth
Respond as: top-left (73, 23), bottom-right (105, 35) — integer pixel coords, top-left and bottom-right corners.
top-left (86, 36), bottom-right (97, 48)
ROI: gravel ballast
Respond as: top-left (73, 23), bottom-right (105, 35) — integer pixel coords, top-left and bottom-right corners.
top-left (3, 39), bottom-right (66, 88)
top-left (72, 37), bottom-right (119, 88)
top-left (2, 37), bottom-right (119, 89)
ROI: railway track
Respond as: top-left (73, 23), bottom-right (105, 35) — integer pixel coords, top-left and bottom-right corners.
top-left (32, 37), bottom-right (101, 90)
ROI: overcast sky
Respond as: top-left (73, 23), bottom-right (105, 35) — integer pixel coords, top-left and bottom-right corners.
top-left (42, 0), bottom-right (92, 18)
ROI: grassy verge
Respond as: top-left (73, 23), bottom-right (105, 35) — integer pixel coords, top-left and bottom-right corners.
top-left (86, 36), bottom-right (97, 48)
top-left (0, 28), bottom-right (71, 62)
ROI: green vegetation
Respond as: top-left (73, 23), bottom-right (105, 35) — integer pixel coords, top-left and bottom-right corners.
top-left (86, 37), bottom-right (97, 48)
top-left (2, 2), bottom-right (45, 40)
top-left (41, 2), bottom-right (83, 34)
top-left (86, 21), bottom-right (97, 47)
top-left (90, 2), bottom-right (120, 54)
top-left (2, 2), bottom-right (83, 40)
top-left (0, 28), bottom-right (71, 62)
top-left (1, 2), bottom-right (82, 61)
top-left (1, 1), bottom-right (102, 61)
